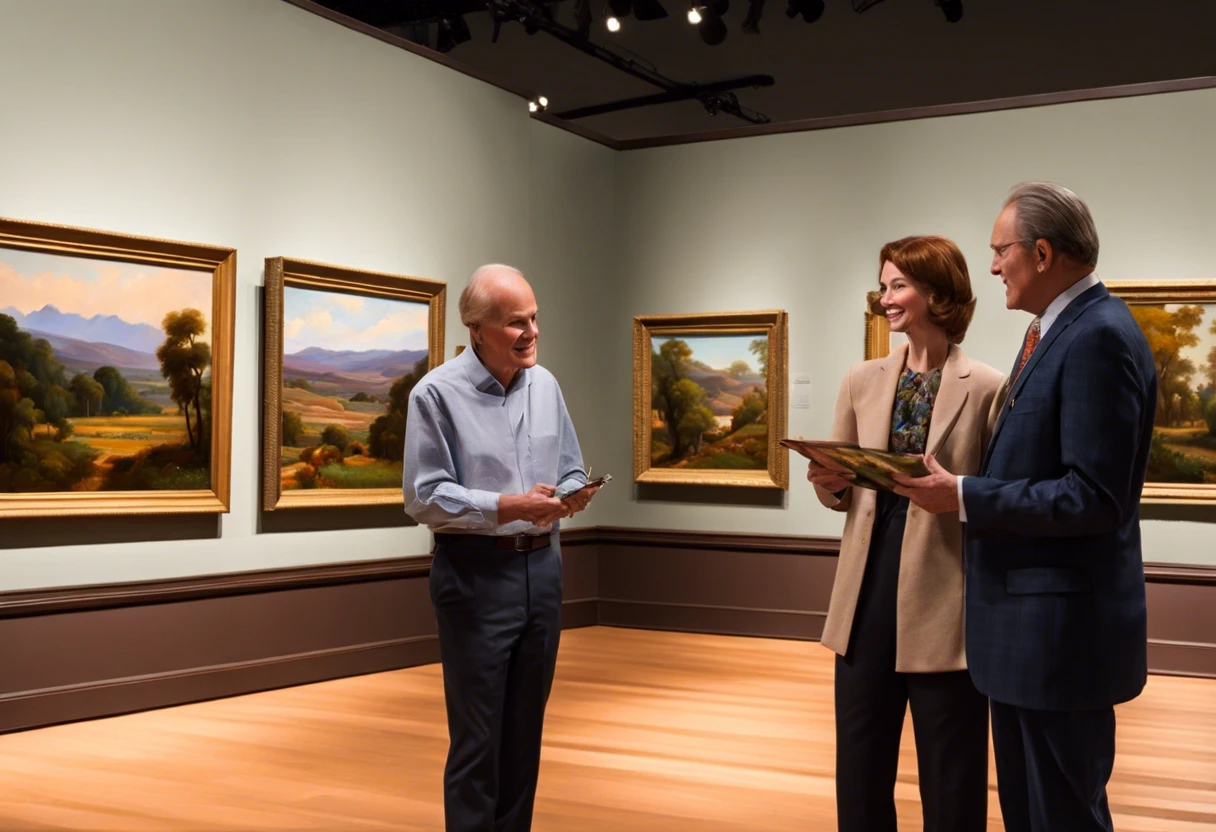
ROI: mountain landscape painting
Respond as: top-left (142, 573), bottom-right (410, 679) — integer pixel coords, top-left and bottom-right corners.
top-left (0, 246), bottom-right (214, 493)
top-left (649, 332), bottom-right (770, 470)
top-left (277, 284), bottom-right (431, 493)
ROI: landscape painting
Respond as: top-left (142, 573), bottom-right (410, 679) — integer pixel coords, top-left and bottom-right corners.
top-left (0, 217), bottom-right (235, 517)
top-left (1110, 281), bottom-right (1216, 503)
top-left (633, 311), bottom-right (788, 489)
top-left (263, 258), bottom-right (445, 510)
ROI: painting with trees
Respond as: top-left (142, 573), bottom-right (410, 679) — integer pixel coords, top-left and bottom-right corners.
top-left (262, 258), bottom-right (445, 510)
top-left (633, 311), bottom-right (788, 489)
top-left (0, 216), bottom-right (235, 517)
top-left (1109, 280), bottom-right (1216, 503)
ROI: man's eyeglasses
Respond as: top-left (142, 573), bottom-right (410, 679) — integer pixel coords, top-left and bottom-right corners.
top-left (990, 240), bottom-right (1025, 259)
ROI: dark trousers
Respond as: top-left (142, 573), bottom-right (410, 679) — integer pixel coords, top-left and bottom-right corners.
top-left (990, 700), bottom-right (1116, 832)
top-left (429, 540), bottom-right (563, 832)
top-left (835, 491), bottom-right (989, 832)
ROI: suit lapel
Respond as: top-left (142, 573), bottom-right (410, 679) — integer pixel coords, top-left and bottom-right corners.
top-left (985, 283), bottom-right (1109, 462)
top-left (859, 343), bottom-right (906, 450)
top-left (926, 344), bottom-right (969, 457)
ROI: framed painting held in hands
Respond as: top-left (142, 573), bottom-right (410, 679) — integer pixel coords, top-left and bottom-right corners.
top-left (1108, 280), bottom-right (1216, 504)
top-left (633, 310), bottom-right (788, 489)
top-left (262, 257), bottom-right (445, 510)
top-left (0, 216), bottom-right (236, 517)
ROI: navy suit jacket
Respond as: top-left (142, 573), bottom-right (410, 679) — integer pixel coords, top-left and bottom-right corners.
top-left (962, 283), bottom-right (1156, 711)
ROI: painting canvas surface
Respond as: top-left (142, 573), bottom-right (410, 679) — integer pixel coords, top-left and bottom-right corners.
top-left (1130, 302), bottom-right (1216, 485)
top-left (278, 285), bottom-right (430, 492)
top-left (649, 333), bottom-right (770, 471)
top-left (0, 247), bottom-right (214, 493)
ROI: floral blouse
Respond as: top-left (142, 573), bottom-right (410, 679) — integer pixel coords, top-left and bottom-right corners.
top-left (889, 367), bottom-right (942, 455)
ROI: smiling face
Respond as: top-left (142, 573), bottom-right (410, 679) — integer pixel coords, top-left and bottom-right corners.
top-left (990, 203), bottom-right (1042, 314)
top-left (877, 260), bottom-right (931, 337)
top-left (471, 270), bottom-right (539, 388)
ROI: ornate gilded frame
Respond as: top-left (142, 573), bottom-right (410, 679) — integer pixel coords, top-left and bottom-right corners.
top-left (1108, 279), bottom-right (1216, 504)
top-left (0, 216), bottom-right (236, 517)
top-left (864, 308), bottom-right (892, 360)
top-left (633, 310), bottom-right (789, 489)
top-left (262, 257), bottom-right (445, 510)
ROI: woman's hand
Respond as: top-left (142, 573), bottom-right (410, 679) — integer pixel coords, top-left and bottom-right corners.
top-left (807, 459), bottom-right (855, 494)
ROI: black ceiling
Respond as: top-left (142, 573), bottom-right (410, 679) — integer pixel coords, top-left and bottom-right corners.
top-left (298, 0), bottom-right (1216, 146)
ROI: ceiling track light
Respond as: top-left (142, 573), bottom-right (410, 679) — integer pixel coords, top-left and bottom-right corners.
top-left (741, 0), bottom-right (764, 33)
top-left (695, 0), bottom-right (729, 45)
top-left (786, 0), bottom-right (824, 23)
top-left (935, 0), bottom-right (963, 22)
top-left (528, 95), bottom-right (549, 113)
top-left (687, 3), bottom-right (702, 24)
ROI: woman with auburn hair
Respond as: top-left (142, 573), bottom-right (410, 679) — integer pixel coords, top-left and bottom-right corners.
top-left (809, 235), bottom-right (1004, 832)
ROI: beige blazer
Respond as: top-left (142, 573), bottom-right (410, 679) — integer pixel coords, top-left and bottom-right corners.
top-left (815, 343), bottom-right (1005, 673)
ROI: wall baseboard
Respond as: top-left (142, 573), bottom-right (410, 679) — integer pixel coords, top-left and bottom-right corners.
top-left (0, 527), bottom-right (1211, 733)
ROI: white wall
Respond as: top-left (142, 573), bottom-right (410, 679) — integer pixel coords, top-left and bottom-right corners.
top-left (3, 1), bottom-right (1212, 589)
top-left (0, 0), bottom-right (614, 589)
top-left (598, 88), bottom-right (1216, 564)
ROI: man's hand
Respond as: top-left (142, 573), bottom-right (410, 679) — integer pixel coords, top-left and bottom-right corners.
top-left (560, 483), bottom-right (601, 518)
top-left (807, 459), bottom-right (855, 494)
top-left (891, 453), bottom-right (960, 514)
top-left (498, 483), bottom-right (566, 525)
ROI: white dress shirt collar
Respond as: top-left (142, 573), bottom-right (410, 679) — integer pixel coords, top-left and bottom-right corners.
top-left (1040, 272), bottom-right (1100, 338)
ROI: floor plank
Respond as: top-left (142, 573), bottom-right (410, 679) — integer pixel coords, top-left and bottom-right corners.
top-left (0, 627), bottom-right (1211, 830)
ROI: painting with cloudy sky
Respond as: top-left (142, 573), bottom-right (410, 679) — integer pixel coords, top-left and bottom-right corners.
top-left (277, 285), bottom-right (430, 492)
top-left (0, 247), bottom-right (214, 492)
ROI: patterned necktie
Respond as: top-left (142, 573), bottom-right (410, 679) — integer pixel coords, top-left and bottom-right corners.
top-left (1010, 316), bottom-right (1041, 387)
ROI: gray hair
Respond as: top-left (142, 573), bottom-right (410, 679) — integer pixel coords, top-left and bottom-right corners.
top-left (458, 263), bottom-right (524, 326)
top-left (1004, 182), bottom-right (1100, 268)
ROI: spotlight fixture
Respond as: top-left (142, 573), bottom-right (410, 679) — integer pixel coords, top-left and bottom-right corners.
top-left (606, 12), bottom-right (621, 30)
top-left (696, 0), bottom-right (729, 45)
top-left (741, 0), bottom-right (764, 33)
top-left (435, 14), bottom-right (471, 53)
top-left (786, 0), bottom-right (824, 23)
top-left (528, 95), bottom-right (549, 113)
top-left (935, 0), bottom-right (962, 22)
top-left (687, 3), bottom-right (702, 24)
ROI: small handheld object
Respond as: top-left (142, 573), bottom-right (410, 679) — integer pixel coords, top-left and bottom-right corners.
top-left (559, 474), bottom-right (611, 498)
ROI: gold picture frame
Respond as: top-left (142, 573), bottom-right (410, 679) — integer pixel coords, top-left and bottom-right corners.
top-left (0, 216), bottom-right (236, 517)
top-left (1107, 280), bottom-right (1216, 504)
top-left (633, 310), bottom-right (788, 489)
top-left (262, 257), bottom-right (445, 511)
top-left (865, 308), bottom-right (892, 361)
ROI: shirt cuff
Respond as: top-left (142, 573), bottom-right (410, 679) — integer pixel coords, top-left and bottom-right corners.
top-left (957, 475), bottom-right (967, 523)
top-left (556, 476), bottom-right (588, 499)
top-left (469, 489), bottom-right (501, 527)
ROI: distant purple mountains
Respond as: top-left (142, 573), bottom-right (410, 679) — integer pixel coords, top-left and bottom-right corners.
top-left (283, 346), bottom-right (428, 396)
top-left (2, 304), bottom-right (164, 354)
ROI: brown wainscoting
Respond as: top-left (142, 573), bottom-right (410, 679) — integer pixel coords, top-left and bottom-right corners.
top-left (0, 540), bottom-right (600, 734)
top-left (595, 527), bottom-right (840, 641)
top-left (0, 530), bottom-right (1211, 733)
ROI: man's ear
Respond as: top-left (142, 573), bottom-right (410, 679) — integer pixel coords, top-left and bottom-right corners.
top-left (1034, 239), bottom-right (1053, 272)
top-left (468, 323), bottom-right (481, 346)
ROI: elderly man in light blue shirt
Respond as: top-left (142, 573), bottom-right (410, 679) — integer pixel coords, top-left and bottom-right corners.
top-left (403, 263), bottom-right (599, 832)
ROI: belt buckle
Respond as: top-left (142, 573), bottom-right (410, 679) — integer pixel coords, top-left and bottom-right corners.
top-left (513, 533), bottom-right (529, 552)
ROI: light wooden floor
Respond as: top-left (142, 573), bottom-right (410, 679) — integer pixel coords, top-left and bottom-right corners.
top-left (0, 626), bottom-right (1213, 830)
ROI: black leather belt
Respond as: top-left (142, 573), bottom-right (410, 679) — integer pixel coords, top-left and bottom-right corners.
top-left (434, 532), bottom-right (553, 552)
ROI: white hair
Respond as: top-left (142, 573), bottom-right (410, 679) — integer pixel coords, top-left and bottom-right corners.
top-left (458, 263), bottom-right (525, 327)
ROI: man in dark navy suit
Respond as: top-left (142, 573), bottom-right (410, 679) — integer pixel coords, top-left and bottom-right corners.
top-left (893, 182), bottom-right (1156, 831)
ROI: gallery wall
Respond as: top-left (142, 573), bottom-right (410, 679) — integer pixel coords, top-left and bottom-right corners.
top-left (595, 87), bottom-right (1216, 565)
top-left (0, 0), bottom-right (615, 590)
top-left (3, 0), bottom-right (1214, 599)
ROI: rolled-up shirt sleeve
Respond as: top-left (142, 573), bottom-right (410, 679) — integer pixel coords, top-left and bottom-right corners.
top-left (555, 386), bottom-right (588, 498)
top-left (403, 388), bottom-right (499, 529)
